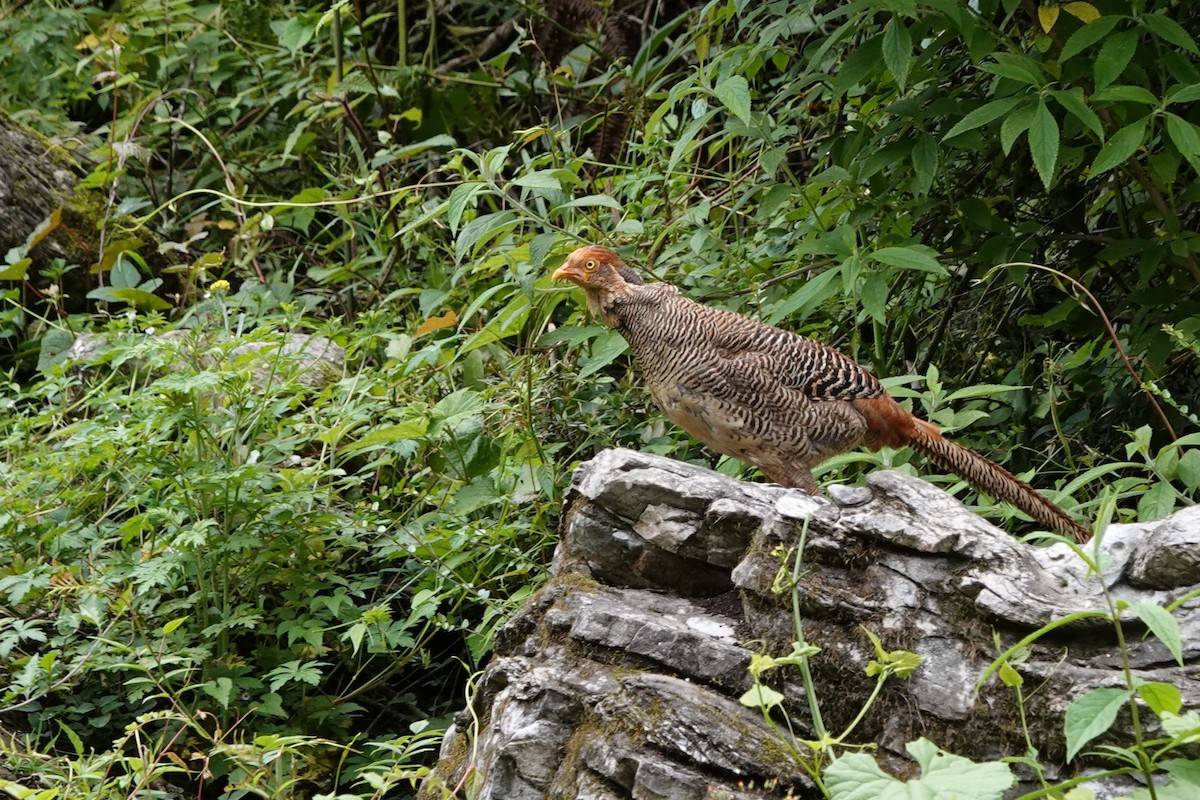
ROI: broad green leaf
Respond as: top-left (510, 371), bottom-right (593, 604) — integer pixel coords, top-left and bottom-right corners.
top-left (0, 257), bottom-right (29, 280)
top-left (446, 181), bottom-right (483, 232)
top-left (455, 209), bottom-right (518, 262)
top-left (1089, 117), bottom-right (1147, 177)
top-left (860, 271), bottom-right (889, 323)
top-left (1129, 601), bottom-right (1183, 666)
top-left (1140, 12), bottom-right (1199, 55)
top-left (1091, 84), bottom-right (1159, 104)
top-left (1166, 113), bottom-right (1200, 157)
top-left (162, 617), bottom-right (188, 635)
top-left (1161, 710), bottom-right (1200, 741)
top-left (1028, 100), bottom-right (1060, 190)
top-left (764, 263), bottom-right (843, 324)
top-left (1137, 480), bottom-right (1175, 522)
top-left (1162, 758), bottom-right (1200, 786)
top-left (558, 194), bottom-right (623, 210)
top-left (715, 75), bottom-right (752, 124)
top-left (944, 383), bottom-right (1025, 402)
top-left (738, 684), bottom-right (785, 711)
top-left (1050, 88), bottom-right (1104, 138)
top-left (1137, 681), bottom-right (1182, 716)
top-left (1166, 83), bottom-right (1200, 106)
top-left (512, 170), bottom-right (561, 191)
top-left (578, 329), bottom-right (630, 378)
top-left (1094, 30), bottom-right (1137, 90)
top-left (868, 245), bottom-right (945, 274)
top-left (1064, 687), bottom-right (1127, 761)
top-left (824, 738), bottom-right (1015, 800)
top-left (342, 420), bottom-right (429, 453)
top-left (1001, 103), bottom-right (1037, 155)
top-left (1177, 449), bottom-right (1200, 489)
top-left (201, 677), bottom-right (234, 709)
top-left (980, 55), bottom-right (1044, 86)
top-left (911, 136), bottom-right (938, 194)
top-left (882, 19), bottom-right (913, 89)
top-left (1060, 14), bottom-right (1122, 61)
top-left (106, 287), bottom-right (173, 311)
top-left (942, 97), bottom-right (1024, 141)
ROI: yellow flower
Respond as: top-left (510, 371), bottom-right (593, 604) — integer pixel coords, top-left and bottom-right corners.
top-left (210, 279), bottom-right (231, 293)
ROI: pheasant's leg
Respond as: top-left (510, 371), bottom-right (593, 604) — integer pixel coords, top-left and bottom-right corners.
top-left (758, 463), bottom-right (820, 494)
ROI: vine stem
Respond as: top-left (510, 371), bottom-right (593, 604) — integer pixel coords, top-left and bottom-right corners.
top-left (993, 262), bottom-right (1178, 442)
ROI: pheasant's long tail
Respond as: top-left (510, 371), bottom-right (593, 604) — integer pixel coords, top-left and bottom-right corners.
top-left (906, 417), bottom-right (1090, 543)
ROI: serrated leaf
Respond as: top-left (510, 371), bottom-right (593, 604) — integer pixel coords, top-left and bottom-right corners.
top-left (942, 97), bottom-right (1024, 141)
top-left (1129, 601), bottom-right (1183, 666)
top-left (1029, 100), bottom-right (1060, 190)
top-left (1092, 84), bottom-right (1160, 104)
top-left (512, 170), bottom-right (561, 191)
top-left (558, 194), bottom-right (623, 210)
top-left (1060, 14), bottom-right (1121, 60)
top-left (454, 209), bottom-right (518, 262)
top-left (1166, 83), bottom-right (1200, 106)
top-left (1050, 88), bottom-right (1104, 138)
top-left (1166, 113), bottom-right (1200, 157)
top-left (1038, 6), bottom-right (1059, 33)
top-left (1089, 117), bottom-right (1147, 176)
top-left (860, 271), bottom-right (889, 323)
top-left (1140, 13), bottom-right (1199, 56)
top-left (1137, 480), bottom-right (1175, 522)
top-left (1177, 449), bottom-right (1200, 489)
top-left (911, 136), bottom-right (938, 194)
top-left (446, 182), bottom-right (483, 233)
top-left (1094, 30), bottom-right (1137, 90)
top-left (715, 75), bottom-right (751, 124)
top-left (1064, 687), bottom-right (1127, 761)
top-left (882, 19), bottom-right (913, 89)
top-left (201, 677), bottom-right (234, 709)
top-left (1001, 103), bottom-right (1037, 155)
top-left (1063, 2), bottom-right (1100, 23)
top-left (867, 246), bottom-right (945, 274)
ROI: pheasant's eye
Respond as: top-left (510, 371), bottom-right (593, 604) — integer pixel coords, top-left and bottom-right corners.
top-left (584, 259), bottom-right (597, 271)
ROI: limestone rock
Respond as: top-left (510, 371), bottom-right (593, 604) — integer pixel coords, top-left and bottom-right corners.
top-left (424, 449), bottom-right (1200, 799)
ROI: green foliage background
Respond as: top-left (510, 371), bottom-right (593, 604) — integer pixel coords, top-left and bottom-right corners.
top-left (0, 0), bottom-right (1198, 795)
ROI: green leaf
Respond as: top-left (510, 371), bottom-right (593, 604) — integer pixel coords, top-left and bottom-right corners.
top-left (980, 55), bottom-right (1044, 86)
top-left (455, 209), bottom-right (518, 262)
top-left (1137, 681), bottom-right (1182, 716)
top-left (1059, 14), bottom-right (1122, 61)
top-left (106, 287), bottom-right (173, 311)
top-left (1140, 12), bottom-right (1199, 56)
top-left (1064, 687), bottom-right (1127, 761)
top-left (1094, 30), bottom-right (1138, 90)
top-left (201, 677), bottom-right (234, 709)
top-left (1137, 480), bottom-right (1175, 522)
top-left (824, 738), bottom-right (1015, 800)
top-left (511, 170), bottom-right (561, 192)
top-left (714, 75), bottom-right (752, 124)
top-left (162, 617), bottom-right (188, 636)
top-left (910, 136), bottom-right (938, 194)
top-left (1129, 601), bottom-right (1184, 666)
top-left (738, 684), bottom-right (785, 710)
top-left (558, 194), bottom-right (623, 210)
top-left (1001, 103), bottom-right (1037, 155)
top-left (1177, 449), bottom-right (1200, 489)
top-left (446, 181), bottom-right (484, 233)
top-left (867, 245), bottom-right (945, 274)
top-left (578, 330), bottom-right (630, 378)
top-left (1166, 113), bottom-right (1200, 157)
top-left (860, 271), bottom-right (889, 323)
top-left (1050, 88), bottom-right (1104, 139)
top-left (1089, 117), bottom-right (1147, 177)
top-left (1091, 84), bottom-right (1159, 104)
top-left (1166, 83), bottom-right (1200, 106)
top-left (1028, 100), bottom-right (1060, 190)
top-left (882, 19), bottom-right (913, 90)
top-left (942, 97), bottom-right (1024, 141)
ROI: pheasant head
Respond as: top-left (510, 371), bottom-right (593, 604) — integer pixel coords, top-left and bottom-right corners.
top-left (552, 245), bottom-right (645, 324)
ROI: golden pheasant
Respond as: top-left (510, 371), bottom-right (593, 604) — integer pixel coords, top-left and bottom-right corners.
top-left (553, 245), bottom-right (1089, 543)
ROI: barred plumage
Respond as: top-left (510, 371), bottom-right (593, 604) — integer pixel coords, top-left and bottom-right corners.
top-left (553, 245), bottom-right (1089, 543)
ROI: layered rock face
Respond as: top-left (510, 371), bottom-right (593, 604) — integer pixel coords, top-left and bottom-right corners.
top-left (422, 449), bottom-right (1200, 799)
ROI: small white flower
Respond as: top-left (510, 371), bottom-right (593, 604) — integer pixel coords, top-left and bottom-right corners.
top-left (247, 449), bottom-right (260, 465)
